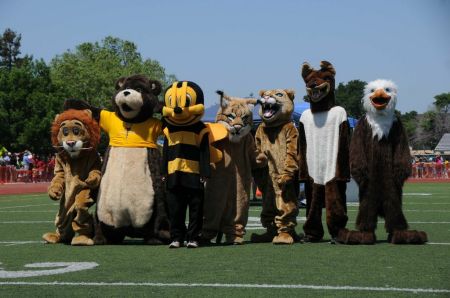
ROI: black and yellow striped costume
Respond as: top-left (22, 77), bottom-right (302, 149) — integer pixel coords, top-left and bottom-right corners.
top-left (162, 122), bottom-right (210, 189)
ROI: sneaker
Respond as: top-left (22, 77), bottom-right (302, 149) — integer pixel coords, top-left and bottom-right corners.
top-left (186, 240), bottom-right (199, 248)
top-left (169, 241), bottom-right (181, 248)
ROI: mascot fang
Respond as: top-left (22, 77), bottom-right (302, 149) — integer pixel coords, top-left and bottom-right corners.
top-left (337, 79), bottom-right (428, 244)
top-left (43, 109), bottom-right (101, 246)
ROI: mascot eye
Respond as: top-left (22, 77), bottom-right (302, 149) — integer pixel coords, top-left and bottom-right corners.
top-left (185, 98), bottom-right (191, 107)
top-left (275, 93), bottom-right (283, 97)
top-left (385, 88), bottom-right (391, 92)
top-left (242, 115), bottom-right (249, 121)
top-left (227, 114), bottom-right (235, 121)
top-left (135, 88), bottom-right (142, 93)
top-left (370, 89), bottom-right (375, 93)
top-left (62, 127), bottom-right (69, 136)
top-left (72, 127), bottom-right (80, 135)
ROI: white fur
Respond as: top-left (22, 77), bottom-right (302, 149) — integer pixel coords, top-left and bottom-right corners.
top-left (300, 106), bottom-right (347, 185)
top-left (363, 79), bottom-right (398, 140)
top-left (62, 140), bottom-right (83, 158)
top-left (115, 89), bottom-right (144, 119)
top-left (97, 147), bottom-right (154, 228)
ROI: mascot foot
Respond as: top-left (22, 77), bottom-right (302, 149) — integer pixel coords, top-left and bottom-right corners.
top-left (389, 230), bottom-right (428, 244)
top-left (250, 229), bottom-right (277, 243)
top-left (336, 229), bottom-right (376, 245)
top-left (225, 235), bottom-right (244, 245)
top-left (42, 232), bottom-right (61, 244)
top-left (71, 235), bottom-right (94, 246)
top-left (300, 234), bottom-right (322, 243)
top-left (272, 232), bottom-right (294, 245)
top-left (145, 238), bottom-right (165, 245)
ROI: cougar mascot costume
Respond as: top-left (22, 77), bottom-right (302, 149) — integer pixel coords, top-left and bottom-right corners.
top-left (43, 109), bottom-right (101, 246)
top-left (202, 91), bottom-right (266, 245)
top-left (250, 89), bottom-right (299, 245)
top-left (299, 61), bottom-right (350, 243)
top-left (337, 79), bottom-right (427, 244)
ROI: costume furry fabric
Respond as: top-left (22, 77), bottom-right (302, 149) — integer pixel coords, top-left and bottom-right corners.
top-left (64, 75), bottom-right (170, 245)
top-left (250, 88), bottom-right (299, 245)
top-left (337, 79), bottom-right (427, 244)
top-left (299, 61), bottom-right (350, 243)
top-left (202, 91), bottom-right (266, 245)
top-left (43, 109), bottom-right (101, 246)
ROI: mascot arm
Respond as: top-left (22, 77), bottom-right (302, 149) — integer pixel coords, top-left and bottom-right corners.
top-left (161, 137), bottom-right (169, 177)
top-left (199, 133), bottom-right (211, 178)
top-left (335, 120), bottom-right (351, 181)
top-left (63, 99), bottom-right (101, 122)
top-left (349, 119), bottom-right (369, 186)
top-left (48, 155), bottom-right (65, 200)
top-left (298, 122), bottom-right (310, 181)
top-left (278, 122), bottom-right (299, 186)
top-left (247, 134), bottom-right (267, 169)
top-left (85, 155), bottom-right (102, 188)
top-left (252, 126), bottom-right (269, 191)
top-left (393, 119), bottom-right (412, 185)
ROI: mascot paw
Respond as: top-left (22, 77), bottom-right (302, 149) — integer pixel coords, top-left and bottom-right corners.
top-left (93, 234), bottom-right (107, 245)
top-left (48, 186), bottom-right (63, 200)
top-left (277, 174), bottom-right (292, 187)
top-left (250, 230), bottom-right (277, 243)
top-left (272, 232), bottom-right (294, 245)
top-left (225, 235), bottom-right (245, 245)
top-left (42, 232), bottom-right (61, 244)
top-left (336, 229), bottom-right (375, 245)
top-left (390, 230), bottom-right (428, 244)
top-left (71, 235), bottom-right (94, 246)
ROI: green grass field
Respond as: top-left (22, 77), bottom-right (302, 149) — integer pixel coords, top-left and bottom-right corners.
top-left (1, 183), bottom-right (449, 297)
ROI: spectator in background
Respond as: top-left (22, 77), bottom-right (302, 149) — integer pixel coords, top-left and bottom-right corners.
top-left (22, 150), bottom-right (34, 170)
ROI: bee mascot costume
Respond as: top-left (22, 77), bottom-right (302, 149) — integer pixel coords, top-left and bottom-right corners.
top-left (299, 61), bottom-right (350, 243)
top-left (43, 109), bottom-right (101, 246)
top-left (337, 79), bottom-right (427, 244)
top-left (162, 81), bottom-right (227, 248)
top-left (64, 75), bottom-right (170, 245)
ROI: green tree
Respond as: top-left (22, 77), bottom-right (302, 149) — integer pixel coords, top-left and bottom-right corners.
top-left (400, 110), bottom-right (418, 144)
top-left (0, 58), bottom-right (60, 155)
top-left (50, 36), bottom-right (175, 108)
top-left (433, 92), bottom-right (450, 113)
top-left (0, 28), bottom-right (29, 70)
top-left (335, 80), bottom-right (366, 118)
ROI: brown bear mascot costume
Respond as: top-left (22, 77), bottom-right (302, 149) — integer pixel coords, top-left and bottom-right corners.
top-left (337, 79), bottom-right (427, 244)
top-left (299, 61), bottom-right (350, 243)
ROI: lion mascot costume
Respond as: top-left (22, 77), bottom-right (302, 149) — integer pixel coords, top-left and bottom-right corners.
top-left (43, 109), bottom-right (101, 246)
top-left (299, 61), bottom-right (350, 243)
top-left (337, 79), bottom-right (427, 244)
top-left (202, 91), bottom-right (267, 245)
top-left (250, 88), bottom-right (299, 245)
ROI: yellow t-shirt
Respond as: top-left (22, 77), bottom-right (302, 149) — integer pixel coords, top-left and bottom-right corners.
top-left (100, 110), bottom-right (162, 148)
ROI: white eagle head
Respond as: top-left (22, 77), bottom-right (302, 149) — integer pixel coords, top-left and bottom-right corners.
top-left (363, 79), bottom-right (398, 140)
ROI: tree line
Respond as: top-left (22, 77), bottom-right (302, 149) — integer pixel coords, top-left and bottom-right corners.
top-left (0, 28), bottom-right (449, 155)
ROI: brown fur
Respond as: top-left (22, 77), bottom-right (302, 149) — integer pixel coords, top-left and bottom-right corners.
top-left (337, 116), bottom-right (428, 244)
top-left (43, 110), bottom-right (101, 246)
top-left (299, 61), bottom-right (349, 241)
top-left (251, 89), bottom-right (299, 244)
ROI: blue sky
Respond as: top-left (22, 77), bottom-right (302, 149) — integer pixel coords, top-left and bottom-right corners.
top-left (1, 0), bottom-right (449, 113)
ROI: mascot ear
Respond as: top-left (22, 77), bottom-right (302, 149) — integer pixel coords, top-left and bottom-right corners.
top-left (259, 90), bottom-right (266, 97)
top-left (285, 89), bottom-right (295, 101)
top-left (149, 80), bottom-right (162, 96)
top-left (82, 109), bottom-right (93, 119)
top-left (245, 98), bottom-right (258, 110)
top-left (216, 90), bottom-right (229, 108)
top-left (115, 77), bottom-right (127, 90)
top-left (53, 113), bottom-right (60, 122)
top-left (301, 62), bottom-right (313, 81)
top-left (320, 61), bottom-right (336, 76)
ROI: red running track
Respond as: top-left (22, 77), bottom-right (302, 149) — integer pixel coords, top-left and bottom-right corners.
top-left (0, 182), bottom-right (50, 195)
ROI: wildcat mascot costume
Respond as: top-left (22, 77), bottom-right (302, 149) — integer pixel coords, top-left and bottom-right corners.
top-left (202, 91), bottom-right (266, 245)
top-left (337, 79), bottom-right (427, 244)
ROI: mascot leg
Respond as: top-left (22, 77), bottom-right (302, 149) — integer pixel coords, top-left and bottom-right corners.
top-left (324, 181), bottom-right (348, 243)
top-left (71, 189), bottom-right (94, 246)
top-left (272, 181), bottom-right (298, 245)
top-left (303, 183), bottom-right (325, 242)
top-left (337, 186), bottom-right (376, 244)
top-left (384, 186), bottom-right (428, 244)
top-left (43, 200), bottom-right (74, 244)
top-left (250, 185), bottom-right (278, 243)
top-left (230, 176), bottom-right (251, 245)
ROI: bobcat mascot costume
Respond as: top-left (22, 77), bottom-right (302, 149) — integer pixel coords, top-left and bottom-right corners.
top-left (43, 109), bottom-right (101, 246)
top-left (299, 61), bottom-right (350, 243)
top-left (202, 91), bottom-right (267, 245)
top-left (337, 79), bottom-right (427, 244)
top-left (251, 89), bottom-right (299, 245)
